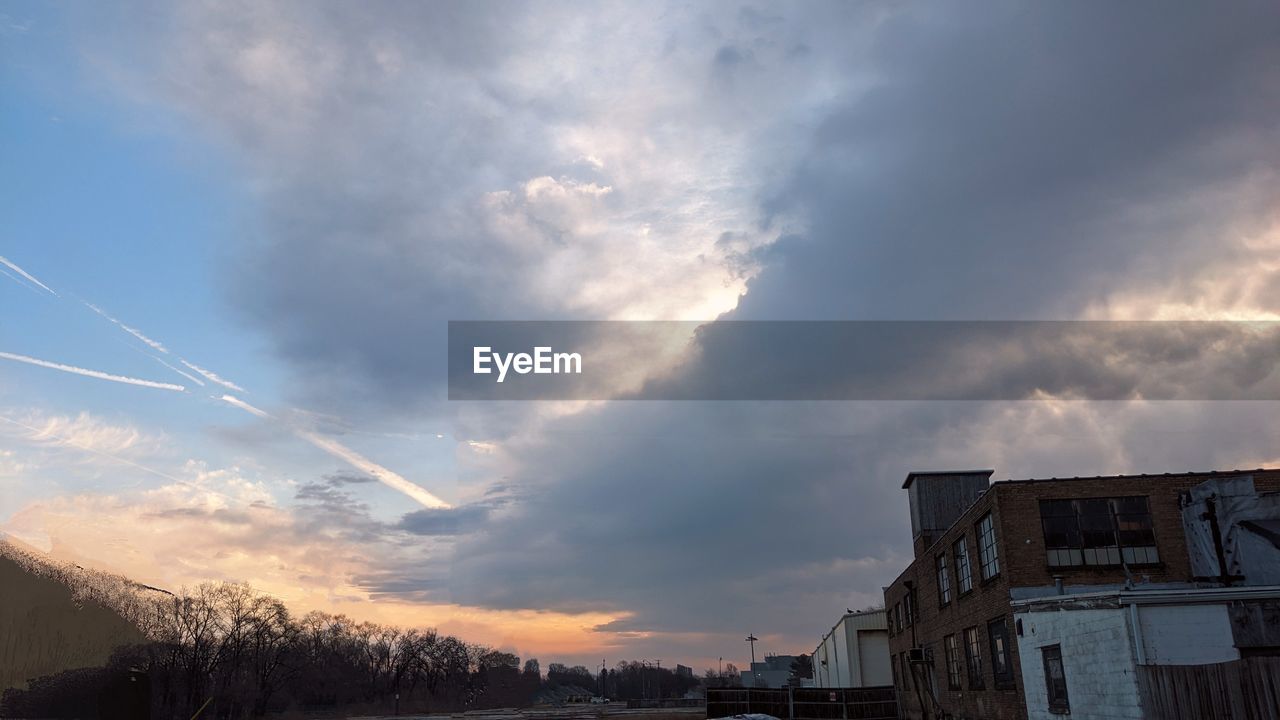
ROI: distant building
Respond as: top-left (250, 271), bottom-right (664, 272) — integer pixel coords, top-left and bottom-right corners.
top-left (675, 664), bottom-right (693, 679)
top-left (740, 654), bottom-right (798, 688)
top-left (883, 468), bottom-right (1280, 720)
top-left (812, 608), bottom-right (892, 688)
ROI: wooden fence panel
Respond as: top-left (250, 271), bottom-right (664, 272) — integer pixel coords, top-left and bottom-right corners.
top-left (1136, 657), bottom-right (1280, 720)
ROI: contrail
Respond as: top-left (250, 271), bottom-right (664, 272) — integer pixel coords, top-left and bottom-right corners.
top-left (153, 356), bottom-right (205, 386)
top-left (85, 303), bottom-right (170, 353)
top-left (218, 394), bottom-right (450, 509)
top-left (0, 256), bottom-right (57, 296)
top-left (0, 351), bottom-right (185, 392)
top-left (84, 302), bottom-right (219, 389)
top-left (182, 359), bottom-right (246, 393)
top-left (0, 266), bottom-right (44, 296)
top-left (219, 394), bottom-right (270, 419)
top-left (296, 430), bottom-right (452, 509)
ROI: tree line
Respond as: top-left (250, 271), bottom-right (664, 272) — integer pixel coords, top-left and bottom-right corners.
top-left (1, 574), bottom-right (733, 718)
top-left (2, 580), bottom-right (550, 718)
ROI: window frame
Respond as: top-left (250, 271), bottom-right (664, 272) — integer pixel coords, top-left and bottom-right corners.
top-left (963, 625), bottom-right (985, 690)
top-left (944, 634), bottom-right (962, 691)
top-left (936, 552), bottom-right (952, 606)
top-left (1039, 496), bottom-right (1160, 568)
top-left (987, 617), bottom-right (1014, 686)
top-left (976, 513), bottom-right (1000, 581)
top-left (1042, 644), bottom-right (1069, 714)
top-left (953, 536), bottom-right (974, 595)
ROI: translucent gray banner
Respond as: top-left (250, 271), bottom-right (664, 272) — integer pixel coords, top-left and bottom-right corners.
top-left (447, 321), bottom-right (1280, 400)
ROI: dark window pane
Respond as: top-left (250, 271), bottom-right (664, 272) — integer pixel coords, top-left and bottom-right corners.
top-left (977, 514), bottom-right (1000, 580)
top-left (963, 626), bottom-right (984, 690)
top-left (937, 553), bottom-right (952, 605)
top-left (1042, 645), bottom-right (1069, 712)
top-left (944, 635), bottom-right (962, 690)
top-left (1039, 496), bottom-right (1157, 566)
top-left (988, 618), bottom-right (1013, 682)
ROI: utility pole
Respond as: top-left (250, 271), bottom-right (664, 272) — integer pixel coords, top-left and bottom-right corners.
top-left (745, 635), bottom-right (759, 686)
top-left (655, 659), bottom-right (661, 700)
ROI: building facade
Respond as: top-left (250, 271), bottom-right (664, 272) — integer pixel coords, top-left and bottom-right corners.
top-left (1012, 585), bottom-right (1280, 720)
top-left (740, 654), bottom-right (800, 689)
top-left (883, 468), bottom-right (1280, 720)
top-left (813, 608), bottom-right (892, 688)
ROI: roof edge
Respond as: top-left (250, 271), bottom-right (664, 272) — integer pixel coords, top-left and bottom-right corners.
top-left (902, 469), bottom-right (995, 489)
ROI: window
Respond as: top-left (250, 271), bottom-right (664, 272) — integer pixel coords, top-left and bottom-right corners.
top-left (904, 591), bottom-right (914, 627)
top-left (936, 553), bottom-right (952, 605)
top-left (953, 537), bottom-right (974, 594)
top-left (977, 513), bottom-right (1000, 580)
top-left (900, 653), bottom-right (912, 690)
top-left (1039, 496), bottom-right (1160, 567)
top-left (944, 634), bottom-right (962, 690)
top-left (891, 653), bottom-right (900, 688)
top-left (988, 617), bottom-right (1013, 685)
top-left (963, 626), bottom-right (984, 689)
top-left (894, 602), bottom-right (903, 633)
top-left (1042, 645), bottom-right (1069, 713)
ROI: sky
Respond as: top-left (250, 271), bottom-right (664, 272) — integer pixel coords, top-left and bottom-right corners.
top-left (2, 1), bottom-right (1280, 672)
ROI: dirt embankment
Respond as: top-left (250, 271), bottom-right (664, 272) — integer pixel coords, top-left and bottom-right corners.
top-left (0, 550), bottom-right (148, 692)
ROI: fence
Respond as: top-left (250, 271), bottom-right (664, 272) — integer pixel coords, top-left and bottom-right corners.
top-left (706, 686), bottom-right (898, 720)
top-left (627, 698), bottom-right (705, 709)
top-left (1136, 657), bottom-right (1280, 720)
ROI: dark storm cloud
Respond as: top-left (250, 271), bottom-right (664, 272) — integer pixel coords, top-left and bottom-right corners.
top-left (437, 399), bottom-right (1280, 641)
top-left (400, 503), bottom-right (494, 537)
top-left (735, 2), bottom-right (1280, 321)
top-left (431, 1), bottom-right (1280, 644)
top-left (80, 0), bottom-right (1280, 660)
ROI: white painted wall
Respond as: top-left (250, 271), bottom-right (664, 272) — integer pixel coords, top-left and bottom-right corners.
top-left (813, 611), bottom-right (890, 687)
top-left (1137, 604), bottom-right (1239, 665)
top-left (1014, 608), bottom-right (1143, 720)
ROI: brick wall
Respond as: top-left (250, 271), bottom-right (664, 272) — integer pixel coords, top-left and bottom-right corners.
top-left (993, 470), bottom-right (1280, 590)
top-left (886, 488), bottom-right (1026, 720)
top-left (883, 470), bottom-right (1280, 720)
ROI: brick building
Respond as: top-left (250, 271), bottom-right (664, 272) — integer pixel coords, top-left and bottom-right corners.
top-left (883, 468), bottom-right (1280, 720)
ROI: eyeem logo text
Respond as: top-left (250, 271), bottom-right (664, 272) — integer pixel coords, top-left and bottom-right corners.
top-left (473, 346), bottom-right (582, 383)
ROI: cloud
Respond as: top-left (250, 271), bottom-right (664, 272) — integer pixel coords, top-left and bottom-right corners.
top-left (0, 351), bottom-right (186, 392)
top-left (57, 1), bottom-right (1280, 666)
top-left (6, 410), bottom-right (162, 457)
top-left (731, 2), bottom-right (1280, 322)
top-left (400, 503), bottom-right (493, 536)
top-left (2, 464), bottom-right (623, 660)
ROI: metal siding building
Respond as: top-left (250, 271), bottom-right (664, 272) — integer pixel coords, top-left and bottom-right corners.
top-left (813, 609), bottom-right (893, 687)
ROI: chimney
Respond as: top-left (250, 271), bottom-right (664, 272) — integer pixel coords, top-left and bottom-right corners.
top-left (903, 470), bottom-right (994, 557)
